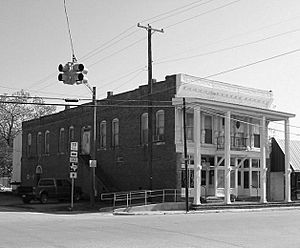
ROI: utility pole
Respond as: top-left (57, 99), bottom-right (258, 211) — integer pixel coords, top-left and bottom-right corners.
top-left (183, 97), bottom-right (189, 212)
top-left (137, 23), bottom-right (163, 190)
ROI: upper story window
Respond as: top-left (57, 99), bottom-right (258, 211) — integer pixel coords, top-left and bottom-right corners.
top-left (69, 126), bottom-right (75, 143)
top-left (186, 113), bottom-right (194, 141)
top-left (27, 133), bottom-right (32, 157)
top-left (58, 128), bottom-right (65, 153)
top-left (45, 131), bottom-right (50, 154)
top-left (141, 113), bottom-right (148, 145)
top-left (112, 118), bottom-right (119, 148)
top-left (254, 134), bottom-right (260, 148)
top-left (204, 115), bottom-right (213, 144)
top-left (253, 124), bottom-right (260, 148)
top-left (37, 132), bottom-right (42, 156)
top-left (81, 126), bottom-right (91, 155)
top-left (100, 121), bottom-right (107, 149)
top-left (155, 110), bottom-right (165, 141)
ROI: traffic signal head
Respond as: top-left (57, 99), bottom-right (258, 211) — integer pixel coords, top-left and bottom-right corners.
top-left (72, 63), bottom-right (88, 83)
top-left (58, 63), bottom-right (72, 84)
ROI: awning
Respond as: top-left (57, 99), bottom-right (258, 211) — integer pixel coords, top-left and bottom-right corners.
top-left (276, 138), bottom-right (300, 172)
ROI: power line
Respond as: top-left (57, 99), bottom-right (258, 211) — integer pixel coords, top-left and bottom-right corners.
top-left (146, 0), bottom-right (216, 25)
top-left (88, 37), bottom-right (147, 67)
top-left (63, 0), bottom-right (76, 61)
top-left (0, 94), bottom-right (91, 101)
top-left (204, 48), bottom-right (300, 78)
top-left (164, 0), bottom-right (242, 29)
top-left (156, 14), bottom-right (300, 64)
top-left (154, 28), bottom-right (300, 65)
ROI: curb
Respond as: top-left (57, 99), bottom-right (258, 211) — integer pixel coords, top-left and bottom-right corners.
top-left (113, 205), bottom-right (300, 216)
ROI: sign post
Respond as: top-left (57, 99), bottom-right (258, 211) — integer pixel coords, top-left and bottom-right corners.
top-left (70, 142), bottom-right (78, 210)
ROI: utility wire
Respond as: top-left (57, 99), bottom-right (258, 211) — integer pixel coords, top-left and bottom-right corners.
top-left (154, 28), bottom-right (300, 65)
top-left (1, 98), bottom-right (299, 136)
top-left (164, 0), bottom-right (242, 29)
top-left (63, 0), bottom-right (76, 61)
top-left (146, 0), bottom-right (216, 25)
top-left (204, 48), bottom-right (300, 78)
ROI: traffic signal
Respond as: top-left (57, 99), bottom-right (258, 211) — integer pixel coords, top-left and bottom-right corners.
top-left (58, 63), bottom-right (72, 84)
top-left (72, 63), bottom-right (85, 82)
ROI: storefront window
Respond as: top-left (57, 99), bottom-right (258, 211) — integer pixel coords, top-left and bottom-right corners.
top-left (244, 171), bottom-right (249, 188)
top-left (252, 171), bottom-right (260, 188)
top-left (217, 170), bottom-right (225, 188)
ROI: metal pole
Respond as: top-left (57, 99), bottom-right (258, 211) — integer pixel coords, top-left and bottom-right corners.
top-left (183, 98), bottom-right (189, 212)
top-left (90, 86), bottom-right (96, 206)
top-left (71, 177), bottom-right (74, 210)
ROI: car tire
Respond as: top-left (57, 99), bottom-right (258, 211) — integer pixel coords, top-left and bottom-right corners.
top-left (40, 193), bottom-right (48, 204)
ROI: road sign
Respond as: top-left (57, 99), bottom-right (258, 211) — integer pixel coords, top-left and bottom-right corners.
top-left (70, 151), bottom-right (78, 157)
top-left (70, 163), bottom-right (78, 172)
top-left (89, 160), bottom-right (97, 168)
top-left (70, 142), bottom-right (78, 151)
top-left (70, 172), bottom-right (77, 179)
top-left (70, 157), bottom-right (78, 163)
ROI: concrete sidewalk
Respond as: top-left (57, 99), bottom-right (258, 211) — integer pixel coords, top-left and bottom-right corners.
top-left (112, 201), bottom-right (300, 216)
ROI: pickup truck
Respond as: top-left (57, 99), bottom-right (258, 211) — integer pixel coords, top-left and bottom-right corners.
top-left (18, 178), bottom-right (82, 204)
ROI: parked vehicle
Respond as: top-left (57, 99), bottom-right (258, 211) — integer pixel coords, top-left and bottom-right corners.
top-left (0, 184), bottom-right (12, 192)
top-left (18, 178), bottom-right (82, 204)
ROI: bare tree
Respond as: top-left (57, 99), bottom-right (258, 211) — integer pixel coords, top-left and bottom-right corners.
top-left (0, 90), bottom-right (56, 176)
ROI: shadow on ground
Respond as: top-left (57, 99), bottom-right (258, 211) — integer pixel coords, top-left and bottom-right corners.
top-left (0, 192), bottom-right (112, 214)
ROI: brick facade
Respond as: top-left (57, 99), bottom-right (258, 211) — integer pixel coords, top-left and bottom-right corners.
top-left (21, 75), bottom-right (181, 196)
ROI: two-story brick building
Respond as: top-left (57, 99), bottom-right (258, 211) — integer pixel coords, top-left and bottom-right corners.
top-left (21, 74), bottom-right (295, 204)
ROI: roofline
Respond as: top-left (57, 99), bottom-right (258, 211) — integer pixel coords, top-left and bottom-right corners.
top-left (173, 97), bottom-right (295, 121)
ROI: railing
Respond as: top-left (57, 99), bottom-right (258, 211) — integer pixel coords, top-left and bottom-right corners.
top-left (217, 136), bottom-right (248, 150)
top-left (101, 189), bottom-right (181, 207)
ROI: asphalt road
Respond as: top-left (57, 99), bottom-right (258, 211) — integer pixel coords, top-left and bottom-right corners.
top-left (1, 208), bottom-right (300, 248)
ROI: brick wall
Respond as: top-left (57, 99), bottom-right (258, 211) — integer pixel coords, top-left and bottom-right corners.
top-left (21, 75), bottom-right (181, 194)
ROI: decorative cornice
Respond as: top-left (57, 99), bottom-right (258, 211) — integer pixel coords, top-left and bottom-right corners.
top-left (176, 74), bottom-right (273, 109)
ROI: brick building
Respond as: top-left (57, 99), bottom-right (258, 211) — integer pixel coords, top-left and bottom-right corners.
top-left (21, 74), bottom-right (295, 203)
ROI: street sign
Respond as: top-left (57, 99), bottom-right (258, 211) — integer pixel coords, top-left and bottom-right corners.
top-left (70, 151), bottom-right (78, 157)
top-left (70, 163), bottom-right (78, 172)
top-left (70, 157), bottom-right (78, 163)
top-left (89, 160), bottom-right (97, 168)
top-left (70, 172), bottom-right (77, 179)
top-left (70, 142), bottom-right (78, 151)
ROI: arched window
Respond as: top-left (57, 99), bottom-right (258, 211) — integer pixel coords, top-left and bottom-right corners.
top-left (112, 118), bottom-right (119, 148)
top-left (37, 132), bottom-right (42, 156)
top-left (99, 121), bottom-right (107, 149)
top-left (45, 130), bottom-right (50, 154)
top-left (155, 110), bottom-right (165, 141)
top-left (141, 113), bottom-right (148, 144)
top-left (27, 133), bottom-right (32, 157)
top-left (69, 126), bottom-right (75, 142)
top-left (58, 128), bottom-right (65, 153)
top-left (81, 126), bottom-right (91, 155)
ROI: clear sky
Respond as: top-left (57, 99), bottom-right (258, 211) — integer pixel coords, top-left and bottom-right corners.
top-left (1, 0), bottom-right (300, 139)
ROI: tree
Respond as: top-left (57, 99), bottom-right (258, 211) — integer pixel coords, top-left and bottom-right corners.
top-left (0, 90), bottom-right (57, 177)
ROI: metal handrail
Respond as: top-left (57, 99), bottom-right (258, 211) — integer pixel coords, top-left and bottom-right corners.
top-left (101, 189), bottom-right (181, 207)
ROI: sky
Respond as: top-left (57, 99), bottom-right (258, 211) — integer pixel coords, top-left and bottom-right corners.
top-left (1, 0), bottom-right (300, 140)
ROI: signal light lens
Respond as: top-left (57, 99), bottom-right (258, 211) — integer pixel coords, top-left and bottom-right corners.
top-left (58, 64), bottom-right (64, 72)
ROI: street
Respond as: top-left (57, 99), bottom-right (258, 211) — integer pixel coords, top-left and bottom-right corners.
top-left (1, 208), bottom-right (300, 248)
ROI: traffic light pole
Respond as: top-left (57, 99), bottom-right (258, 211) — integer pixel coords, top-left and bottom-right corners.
top-left (90, 86), bottom-right (97, 207)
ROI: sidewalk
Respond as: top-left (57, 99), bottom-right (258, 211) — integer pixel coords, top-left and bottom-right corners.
top-left (112, 200), bottom-right (300, 216)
